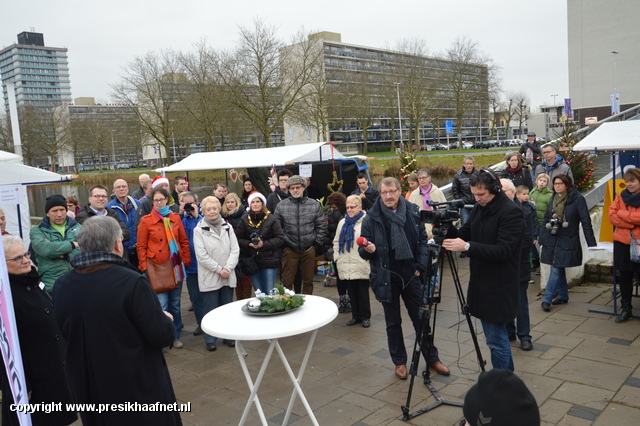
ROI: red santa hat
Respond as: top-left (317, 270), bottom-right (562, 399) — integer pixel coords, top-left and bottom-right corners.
top-left (151, 176), bottom-right (170, 189)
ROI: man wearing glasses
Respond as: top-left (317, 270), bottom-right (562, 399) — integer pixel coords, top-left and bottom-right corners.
top-left (75, 185), bottom-right (130, 243)
top-left (267, 168), bottom-right (293, 213)
top-left (29, 194), bottom-right (82, 294)
top-left (108, 179), bottom-right (142, 267)
top-left (535, 143), bottom-right (573, 183)
top-left (359, 177), bottom-right (450, 380)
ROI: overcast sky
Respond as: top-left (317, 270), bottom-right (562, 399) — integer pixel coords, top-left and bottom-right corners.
top-left (1, 0), bottom-right (568, 111)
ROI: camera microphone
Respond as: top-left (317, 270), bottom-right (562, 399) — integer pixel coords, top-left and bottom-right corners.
top-left (356, 237), bottom-right (370, 248)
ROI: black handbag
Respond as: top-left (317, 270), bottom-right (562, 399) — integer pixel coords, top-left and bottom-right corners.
top-left (238, 256), bottom-right (260, 276)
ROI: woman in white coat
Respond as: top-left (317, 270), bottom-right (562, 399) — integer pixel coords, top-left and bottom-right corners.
top-left (194, 196), bottom-right (239, 351)
top-left (333, 195), bottom-right (371, 327)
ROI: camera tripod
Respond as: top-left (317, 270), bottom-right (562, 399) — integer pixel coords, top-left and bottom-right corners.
top-left (401, 230), bottom-right (486, 422)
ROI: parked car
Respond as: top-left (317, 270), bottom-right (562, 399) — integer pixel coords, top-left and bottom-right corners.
top-left (463, 142), bottom-right (473, 149)
top-left (116, 163), bottom-right (131, 169)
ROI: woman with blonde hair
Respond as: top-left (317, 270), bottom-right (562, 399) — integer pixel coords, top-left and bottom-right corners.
top-left (222, 192), bottom-right (245, 229)
top-left (194, 196), bottom-right (239, 351)
top-left (333, 195), bottom-right (371, 327)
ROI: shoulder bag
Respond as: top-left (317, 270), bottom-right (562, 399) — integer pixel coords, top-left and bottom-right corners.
top-left (146, 259), bottom-right (179, 293)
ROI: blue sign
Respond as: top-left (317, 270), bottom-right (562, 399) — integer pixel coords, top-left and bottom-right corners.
top-left (445, 121), bottom-right (453, 134)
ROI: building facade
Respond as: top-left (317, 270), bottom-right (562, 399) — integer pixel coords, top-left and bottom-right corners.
top-left (567, 0), bottom-right (640, 123)
top-left (284, 32), bottom-right (489, 153)
top-left (0, 31), bottom-right (72, 110)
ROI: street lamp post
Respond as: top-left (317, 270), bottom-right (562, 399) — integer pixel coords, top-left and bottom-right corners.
top-left (110, 130), bottom-right (116, 170)
top-left (612, 50), bottom-right (619, 114)
top-left (394, 82), bottom-right (403, 149)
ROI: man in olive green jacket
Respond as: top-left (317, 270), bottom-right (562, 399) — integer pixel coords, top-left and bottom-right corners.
top-left (30, 194), bottom-right (81, 293)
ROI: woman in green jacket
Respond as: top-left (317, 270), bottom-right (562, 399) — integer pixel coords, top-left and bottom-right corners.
top-left (529, 173), bottom-right (553, 271)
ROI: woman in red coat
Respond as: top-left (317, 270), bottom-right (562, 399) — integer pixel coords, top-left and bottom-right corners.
top-left (137, 187), bottom-right (191, 348)
top-left (609, 167), bottom-right (640, 322)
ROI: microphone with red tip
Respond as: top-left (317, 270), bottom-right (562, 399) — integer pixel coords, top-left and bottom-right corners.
top-left (356, 236), bottom-right (370, 248)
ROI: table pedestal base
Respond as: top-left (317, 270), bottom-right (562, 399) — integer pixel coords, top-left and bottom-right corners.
top-left (236, 329), bottom-right (319, 426)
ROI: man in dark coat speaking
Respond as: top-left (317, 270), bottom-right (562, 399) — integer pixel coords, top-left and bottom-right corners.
top-left (443, 169), bottom-right (524, 372)
top-left (54, 216), bottom-right (182, 425)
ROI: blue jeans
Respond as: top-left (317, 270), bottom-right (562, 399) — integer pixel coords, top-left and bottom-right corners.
top-left (543, 266), bottom-right (568, 304)
top-left (250, 268), bottom-right (278, 294)
top-left (201, 286), bottom-right (234, 345)
top-left (481, 320), bottom-right (514, 371)
top-left (459, 207), bottom-right (471, 226)
top-left (507, 281), bottom-right (531, 342)
top-left (186, 273), bottom-right (204, 326)
top-left (157, 280), bottom-right (183, 340)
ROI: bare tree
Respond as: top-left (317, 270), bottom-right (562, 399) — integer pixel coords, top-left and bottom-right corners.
top-left (0, 113), bottom-right (12, 152)
top-left (217, 20), bottom-right (324, 147)
top-left (394, 38), bottom-right (441, 148)
top-left (512, 92), bottom-right (530, 138)
top-left (443, 36), bottom-right (491, 148)
top-left (15, 105), bottom-right (70, 170)
top-left (111, 50), bottom-right (189, 165)
top-left (339, 72), bottom-right (379, 155)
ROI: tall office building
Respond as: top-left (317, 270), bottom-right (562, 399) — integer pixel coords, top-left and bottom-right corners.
top-left (568, 0), bottom-right (640, 122)
top-left (0, 31), bottom-right (72, 110)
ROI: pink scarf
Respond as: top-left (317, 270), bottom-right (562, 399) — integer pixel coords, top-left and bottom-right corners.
top-left (421, 184), bottom-right (433, 211)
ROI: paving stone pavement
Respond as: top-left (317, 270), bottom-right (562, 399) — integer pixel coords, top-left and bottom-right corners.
top-left (44, 256), bottom-right (637, 426)
top-left (166, 258), bottom-right (640, 425)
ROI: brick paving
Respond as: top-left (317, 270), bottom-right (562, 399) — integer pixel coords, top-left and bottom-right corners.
top-left (162, 258), bottom-right (640, 425)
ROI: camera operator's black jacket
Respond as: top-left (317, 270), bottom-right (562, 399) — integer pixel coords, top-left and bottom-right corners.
top-left (539, 190), bottom-right (596, 268)
top-left (358, 197), bottom-right (429, 303)
top-left (448, 190), bottom-right (524, 323)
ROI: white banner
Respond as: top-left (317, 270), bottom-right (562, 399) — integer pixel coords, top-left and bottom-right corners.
top-left (0, 247), bottom-right (31, 425)
top-left (0, 185), bottom-right (23, 207)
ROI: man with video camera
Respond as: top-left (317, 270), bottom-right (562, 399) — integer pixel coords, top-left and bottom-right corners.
top-left (359, 177), bottom-right (450, 380)
top-left (443, 169), bottom-right (524, 371)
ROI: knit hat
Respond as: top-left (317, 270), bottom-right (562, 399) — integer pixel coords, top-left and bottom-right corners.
top-left (151, 176), bottom-right (170, 189)
top-left (247, 191), bottom-right (267, 208)
top-left (286, 175), bottom-right (306, 189)
top-left (463, 369), bottom-right (540, 426)
top-left (45, 194), bottom-right (67, 213)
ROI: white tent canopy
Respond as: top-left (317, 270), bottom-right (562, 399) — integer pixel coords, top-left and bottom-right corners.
top-left (572, 120), bottom-right (640, 152)
top-left (0, 151), bottom-right (72, 242)
top-left (156, 142), bottom-right (352, 173)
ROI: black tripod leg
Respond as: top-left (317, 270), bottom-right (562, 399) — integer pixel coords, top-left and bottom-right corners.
top-left (446, 250), bottom-right (486, 372)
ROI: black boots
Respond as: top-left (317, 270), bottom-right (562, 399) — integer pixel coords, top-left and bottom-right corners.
top-left (615, 300), bottom-right (633, 323)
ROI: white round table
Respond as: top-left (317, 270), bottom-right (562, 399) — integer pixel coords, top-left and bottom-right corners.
top-left (202, 295), bottom-right (338, 425)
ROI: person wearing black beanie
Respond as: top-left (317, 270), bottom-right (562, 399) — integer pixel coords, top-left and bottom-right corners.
top-left (45, 194), bottom-right (68, 213)
top-left (461, 369), bottom-right (540, 426)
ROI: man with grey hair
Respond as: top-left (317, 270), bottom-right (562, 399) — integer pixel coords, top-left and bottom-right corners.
top-left (535, 143), bottom-right (573, 183)
top-left (53, 216), bottom-right (180, 426)
top-left (274, 175), bottom-right (327, 294)
top-left (131, 173), bottom-right (150, 199)
top-left (359, 177), bottom-right (450, 379)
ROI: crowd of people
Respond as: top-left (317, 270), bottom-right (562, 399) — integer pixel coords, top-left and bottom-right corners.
top-left (2, 144), bottom-right (634, 425)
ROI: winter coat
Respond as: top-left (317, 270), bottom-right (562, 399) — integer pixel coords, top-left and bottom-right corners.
top-left (539, 190), bottom-right (597, 268)
top-left (29, 217), bottom-right (81, 293)
top-left (351, 185), bottom-right (380, 211)
top-left (447, 190), bottom-right (524, 323)
top-left (274, 196), bottom-right (327, 252)
top-left (452, 167), bottom-right (479, 205)
top-left (519, 141), bottom-right (542, 166)
top-left (193, 219), bottom-right (239, 292)
top-left (408, 184), bottom-right (447, 239)
top-left (535, 154), bottom-right (574, 183)
top-left (137, 211), bottom-right (191, 273)
top-left (325, 209), bottom-right (345, 253)
top-left (499, 166), bottom-right (533, 190)
top-left (53, 261), bottom-right (180, 426)
top-left (107, 196), bottom-right (141, 250)
top-left (236, 213), bottom-right (284, 269)
top-left (182, 212), bottom-right (203, 274)
top-left (1, 268), bottom-right (77, 426)
top-left (518, 199), bottom-right (536, 283)
top-left (358, 198), bottom-right (428, 303)
top-left (266, 187), bottom-right (289, 213)
top-left (75, 204), bottom-right (131, 243)
top-left (530, 186), bottom-right (553, 227)
top-left (333, 213), bottom-right (370, 280)
top-left (609, 194), bottom-right (640, 245)
top-left (223, 207), bottom-right (246, 230)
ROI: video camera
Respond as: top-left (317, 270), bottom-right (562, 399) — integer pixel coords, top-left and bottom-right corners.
top-left (420, 199), bottom-right (465, 240)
